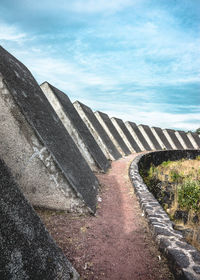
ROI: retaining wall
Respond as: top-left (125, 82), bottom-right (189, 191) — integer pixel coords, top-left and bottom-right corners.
top-left (129, 150), bottom-right (200, 280)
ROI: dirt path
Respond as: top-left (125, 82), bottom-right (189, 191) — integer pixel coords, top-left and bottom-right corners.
top-left (37, 154), bottom-right (174, 280)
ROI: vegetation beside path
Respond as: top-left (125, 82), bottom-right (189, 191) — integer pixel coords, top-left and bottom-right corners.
top-left (143, 156), bottom-right (200, 250)
top-left (37, 155), bottom-right (174, 280)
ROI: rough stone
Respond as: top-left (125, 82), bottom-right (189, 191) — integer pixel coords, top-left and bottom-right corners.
top-left (183, 271), bottom-right (199, 280)
top-left (0, 46), bottom-right (98, 213)
top-left (129, 150), bottom-right (200, 280)
top-left (40, 82), bottom-right (110, 173)
top-left (193, 266), bottom-right (200, 274)
top-left (74, 101), bottom-right (121, 160)
top-left (175, 241), bottom-right (195, 251)
top-left (191, 252), bottom-right (200, 264)
top-left (95, 111), bottom-right (131, 156)
top-left (154, 226), bottom-right (174, 237)
top-left (167, 249), bottom-right (190, 268)
top-left (0, 158), bottom-right (79, 280)
top-left (159, 237), bottom-right (171, 250)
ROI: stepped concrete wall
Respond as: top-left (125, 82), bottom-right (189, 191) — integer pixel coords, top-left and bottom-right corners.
top-left (95, 111), bottom-right (131, 156)
top-left (40, 82), bottom-right (109, 173)
top-left (138, 125), bottom-right (162, 150)
top-left (175, 131), bottom-right (194, 150)
top-left (111, 118), bottom-right (141, 153)
top-left (125, 122), bottom-right (145, 151)
top-left (187, 133), bottom-right (199, 149)
top-left (151, 127), bottom-right (173, 150)
top-left (163, 129), bottom-right (177, 149)
top-left (126, 121), bottom-right (151, 151)
top-left (0, 157), bottom-right (79, 280)
top-left (163, 129), bottom-right (184, 150)
top-left (151, 127), bottom-right (166, 150)
top-left (188, 132), bottom-right (200, 149)
top-left (0, 46), bottom-right (98, 214)
top-left (74, 101), bottom-right (121, 161)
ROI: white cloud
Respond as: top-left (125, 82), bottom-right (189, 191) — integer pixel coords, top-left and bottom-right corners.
top-left (0, 23), bottom-right (26, 42)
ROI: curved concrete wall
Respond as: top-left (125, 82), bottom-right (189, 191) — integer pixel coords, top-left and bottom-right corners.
top-left (129, 150), bottom-right (200, 280)
top-left (138, 149), bottom-right (200, 170)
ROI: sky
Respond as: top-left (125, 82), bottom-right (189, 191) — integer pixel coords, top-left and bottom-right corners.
top-left (0, 0), bottom-right (199, 131)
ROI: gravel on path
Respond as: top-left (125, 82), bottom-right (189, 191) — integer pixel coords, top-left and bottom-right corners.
top-left (37, 154), bottom-right (174, 280)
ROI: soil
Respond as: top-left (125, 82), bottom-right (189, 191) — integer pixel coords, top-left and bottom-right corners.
top-left (36, 154), bottom-right (174, 280)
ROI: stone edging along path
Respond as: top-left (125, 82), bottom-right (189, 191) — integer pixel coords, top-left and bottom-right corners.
top-left (129, 152), bottom-right (200, 280)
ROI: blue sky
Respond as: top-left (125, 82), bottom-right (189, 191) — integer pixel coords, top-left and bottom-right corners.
top-left (0, 0), bottom-right (199, 131)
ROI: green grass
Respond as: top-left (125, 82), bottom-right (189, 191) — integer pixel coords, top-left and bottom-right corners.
top-left (143, 158), bottom-right (200, 215)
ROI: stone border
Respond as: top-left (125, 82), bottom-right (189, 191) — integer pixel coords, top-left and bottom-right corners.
top-left (129, 150), bottom-right (200, 280)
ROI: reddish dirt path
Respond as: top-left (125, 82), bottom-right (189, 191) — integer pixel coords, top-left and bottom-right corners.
top-left (37, 154), bottom-right (174, 280)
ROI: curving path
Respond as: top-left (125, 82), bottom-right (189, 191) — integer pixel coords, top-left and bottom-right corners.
top-left (37, 154), bottom-right (174, 280)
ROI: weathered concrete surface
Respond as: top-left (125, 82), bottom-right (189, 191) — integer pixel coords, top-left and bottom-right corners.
top-left (74, 101), bottom-right (121, 160)
top-left (138, 125), bottom-right (162, 150)
top-left (125, 122), bottom-right (145, 151)
top-left (130, 150), bottom-right (200, 280)
top-left (163, 129), bottom-right (184, 150)
top-left (40, 154), bottom-right (174, 280)
top-left (95, 111), bottom-right (131, 156)
top-left (0, 46), bottom-right (98, 213)
top-left (111, 117), bottom-right (141, 153)
top-left (151, 127), bottom-right (173, 150)
top-left (126, 121), bottom-right (151, 151)
top-left (176, 131), bottom-right (195, 150)
top-left (188, 132), bottom-right (200, 149)
top-left (0, 158), bottom-right (79, 280)
top-left (40, 82), bottom-right (109, 173)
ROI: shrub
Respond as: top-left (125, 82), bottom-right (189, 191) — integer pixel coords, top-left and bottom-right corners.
top-left (178, 180), bottom-right (200, 212)
top-left (170, 169), bottom-right (183, 183)
top-left (161, 160), bottom-right (172, 167)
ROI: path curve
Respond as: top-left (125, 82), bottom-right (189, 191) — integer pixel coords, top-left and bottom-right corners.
top-left (37, 154), bottom-right (174, 280)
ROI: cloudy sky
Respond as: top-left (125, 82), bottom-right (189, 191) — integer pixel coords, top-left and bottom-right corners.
top-left (0, 0), bottom-right (199, 131)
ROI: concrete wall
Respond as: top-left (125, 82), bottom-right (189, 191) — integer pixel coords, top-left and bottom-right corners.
top-left (0, 46), bottom-right (98, 214)
top-left (95, 111), bottom-right (130, 156)
top-left (138, 125), bottom-right (162, 150)
top-left (151, 127), bottom-right (173, 150)
top-left (188, 132), bottom-right (200, 149)
top-left (163, 129), bottom-right (184, 150)
top-left (74, 101), bottom-right (121, 160)
top-left (126, 121), bottom-right (151, 151)
top-left (138, 125), bottom-right (156, 150)
top-left (111, 117), bottom-right (141, 153)
top-left (187, 133), bottom-right (199, 149)
top-left (40, 82), bottom-right (109, 172)
top-left (0, 157), bottom-right (79, 280)
top-left (151, 127), bottom-right (166, 150)
top-left (177, 131), bottom-right (195, 149)
top-left (125, 122), bottom-right (145, 151)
